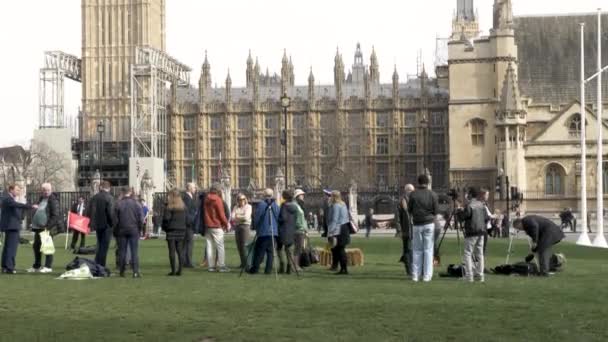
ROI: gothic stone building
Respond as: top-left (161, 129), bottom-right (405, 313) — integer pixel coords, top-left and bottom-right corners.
top-left (448, 0), bottom-right (608, 213)
top-left (169, 45), bottom-right (449, 190)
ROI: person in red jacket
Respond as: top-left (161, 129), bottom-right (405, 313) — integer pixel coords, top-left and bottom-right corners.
top-left (203, 184), bottom-right (229, 272)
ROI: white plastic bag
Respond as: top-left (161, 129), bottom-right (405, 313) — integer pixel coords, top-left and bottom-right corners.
top-left (58, 265), bottom-right (94, 280)
top-left (40, 230), bottom-right (55, 255)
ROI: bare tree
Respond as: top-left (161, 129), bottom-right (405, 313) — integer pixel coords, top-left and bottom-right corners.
top-left (25, 142), bottom-right (73, 191)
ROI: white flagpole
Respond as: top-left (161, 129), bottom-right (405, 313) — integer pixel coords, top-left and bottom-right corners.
top-left (64, 210), bottom-right (70, 250)
top-left (577, 23), bottom-right (592, 246)
top-left (593, 8), bottom-right (608, 248)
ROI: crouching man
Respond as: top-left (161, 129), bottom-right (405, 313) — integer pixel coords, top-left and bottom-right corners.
top-left (456, 187), bottom-right (489, 283)
top-left (513, 215), bottom-right (565, 276)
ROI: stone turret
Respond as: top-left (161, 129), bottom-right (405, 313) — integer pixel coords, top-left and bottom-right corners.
top-left (392, 65), bottom-right (399, 101)
top-left (334, 48), bottom-right (345, 100)
top-left (246, 50), bottom-right (254, 87)
top-left (199, 51), bottom-right (211, 104)
top-left (493, 0), bottom-right (514, 32)
top-left (370, 46), bottom-right (380, 84)
top-left (308, 67), bottom-right (315, 105)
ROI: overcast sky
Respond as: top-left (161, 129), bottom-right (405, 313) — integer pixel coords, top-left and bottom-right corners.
top-left (0, 0), bottom-right (604, 147)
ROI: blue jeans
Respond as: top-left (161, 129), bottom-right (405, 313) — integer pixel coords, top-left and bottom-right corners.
top-left (412, 223), bottom-right (435, 281)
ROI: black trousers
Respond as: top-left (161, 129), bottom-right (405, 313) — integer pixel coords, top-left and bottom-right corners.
top-left (184, 228), bottom-right (194, 267)
top-left (117, 231), bottom-right (139, 274)
top-left (331, 244), bottom-right (348, 272)
top-left (401, 235), bottom-right (412, 275)
top-left (33, 230), bottom-right (53, 269)
top-left (167, 239), bottom-right (185, 273)
top-left (70, 230), bottom-right (86, 249)
top-left (537, 243), bottom-right (555, 275)
top-left (1, 231), bottom-right (20, 271)
top-left (250, 236), bottom-right (275, 274)
top-left (95, 228), bottom-right (112, 267)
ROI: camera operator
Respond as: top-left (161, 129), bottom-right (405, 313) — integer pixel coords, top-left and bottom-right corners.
top-left (513, 215), bottom-right (565, 277)
top-left (456, 187), bottom-right (489, 282)
top-left (249, 189), bottom-right (280, 275)
top-left (559, 208), bottom-right (576, 232)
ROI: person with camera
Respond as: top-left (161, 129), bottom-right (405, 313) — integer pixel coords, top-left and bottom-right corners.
top-left (249, 189), bottom-right (280, 274)
top-left (456, 187), bottom-right (489, 282)
top-left (162, 189), bottom-right (187, 276)
top-left (407, 174), bottom-right (439, 282)
top-left (513, 215), bottom-right (565, 276)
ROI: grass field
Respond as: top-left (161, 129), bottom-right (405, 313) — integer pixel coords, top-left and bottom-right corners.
top-left (1, 234), bottom-right (608, 342)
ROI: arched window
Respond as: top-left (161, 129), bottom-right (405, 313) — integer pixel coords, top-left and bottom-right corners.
top-left (568, 114), bottom-right (582, 138)
top-left (545, 164), bottom-right (565, 195)
top-left (470, 119), bottom-right (485, 146)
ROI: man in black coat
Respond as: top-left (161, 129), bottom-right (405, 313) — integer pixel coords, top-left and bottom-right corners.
top-left (1, 184), bottom-right (36, 274)
top-left (28, 183), bottom-right (61, 273)
top-left (86, 181), bottom-right (115, 267)
top-left (114, 187), bottom-right (144, 278)
top-left (513, 215), bottom-right (565, 276)
top-left (182, 183), bottom-right (198, 268)
top-left (396, 184), bottom-right (415, 275)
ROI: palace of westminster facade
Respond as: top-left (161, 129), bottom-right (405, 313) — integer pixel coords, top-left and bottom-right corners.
top-left (78, 0), bottom-right (608, 212)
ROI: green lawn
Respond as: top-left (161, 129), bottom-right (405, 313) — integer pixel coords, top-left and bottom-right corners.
top-left (1, 234), bottom-right (607, 342)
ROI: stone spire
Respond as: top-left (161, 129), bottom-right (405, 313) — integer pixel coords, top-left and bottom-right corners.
top-left (225, 69), bottom-right (232, 103)
top-left (452, 0), bottom-right (479, 40)
top-left (392, 65), bottom-right (399, 100)
top-left (370, 46), bottom-right (380, 84)
top-left (281, 49), bottom-right (290, 94)
top-left (289, 56), bottom-right (295, 86)
top-left (199, 50), bottom-right (211, 104)
top-left (499, 62), bottom-right (523, 113)
top-left (456, 0), bottom-right (475, 21)
top-left (246, 49), bottom-right (254, 88)
top-left (334, 47), bottom-right (345, 99)
top-left (200, 50), bottom-right (211, 88)
top-left (308, 67), bottom-right (315, 106)
top-left (493, 0), bottom-right (513, 31)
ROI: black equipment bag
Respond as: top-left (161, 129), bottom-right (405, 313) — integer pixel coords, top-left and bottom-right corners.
top-left (66, 257), bottom-right (111, 277)
top-left (75, 245), bottom-right (97, 255)
top-left (492, 262), bottom-right (538, 276)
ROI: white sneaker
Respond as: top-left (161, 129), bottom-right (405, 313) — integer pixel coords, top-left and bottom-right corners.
top-left (39, 267), bottom-right (53, 273)
top-left (208, 268), bottom-right (216, 272)
top-left (26, 267), bottom-right (40, 273)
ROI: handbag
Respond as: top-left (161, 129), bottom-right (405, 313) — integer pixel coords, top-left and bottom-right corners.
top-left (40, 229), bottom-right (55, 255)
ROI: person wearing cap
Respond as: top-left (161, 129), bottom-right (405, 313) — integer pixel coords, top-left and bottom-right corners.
top-left (294, 189), bottom-right (306, 215)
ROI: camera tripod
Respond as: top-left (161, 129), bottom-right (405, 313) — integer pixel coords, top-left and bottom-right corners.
top-left (239, 202), bottom-right (301, 279)
top-left (434, 203), bottom-right (465, 278)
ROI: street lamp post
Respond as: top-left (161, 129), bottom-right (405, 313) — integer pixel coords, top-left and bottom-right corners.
top-left (97, 120), bottom-right (105, 179)
top-left (281, 93), bottom-right (291, 187)
top-left (420, 115), bottom-right (429, 175)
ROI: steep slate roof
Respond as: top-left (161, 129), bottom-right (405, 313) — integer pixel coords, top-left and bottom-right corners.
top-left (514, 13), bottom-right (608, 106)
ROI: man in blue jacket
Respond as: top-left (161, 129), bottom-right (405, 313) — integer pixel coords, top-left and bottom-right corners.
top-left (1, 184), bottom-right (36, 274)
top-left (249, 189), bottom-right (279, 274)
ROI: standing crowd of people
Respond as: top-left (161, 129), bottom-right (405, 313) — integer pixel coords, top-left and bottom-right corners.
top-left (1, 173), bottom-right (565, 280)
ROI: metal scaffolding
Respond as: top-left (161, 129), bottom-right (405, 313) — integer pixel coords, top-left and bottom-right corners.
top-left (130, 46), bottom-right (191, 159)
top-left (39, 51), bottom-right (82, 128)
